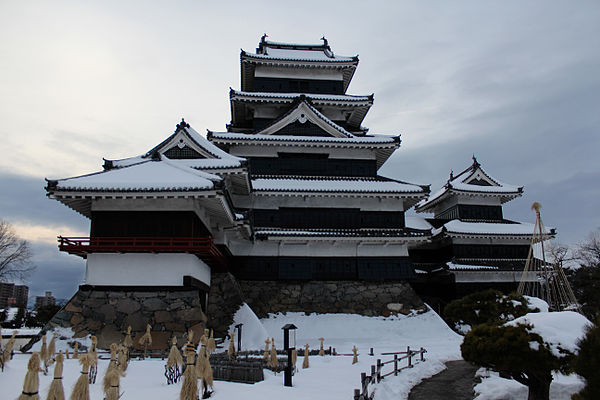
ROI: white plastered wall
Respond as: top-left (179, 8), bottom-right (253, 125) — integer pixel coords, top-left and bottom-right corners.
top-left (85, 253), bottom-right (211, 287)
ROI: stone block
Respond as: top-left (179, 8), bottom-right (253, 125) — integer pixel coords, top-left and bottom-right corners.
top-left (97, 324), bottom-right (124, 349)
top-left (387, 303), bottom-right (404, 312)
top-left (154, 310), bottom-right (173, 323)
top-left (132, 331), bottom-right (170, 351)
top-left (70, 313), bottom-right (84, 326)
top-left (168, 300), bottom-right (185, 310)
top-left (86, 320), bottom-right (103, 331)
top-left (143, 298), bottom-right (167, 312)
top-left (116, 298), bottom-right (141, 314)
top-left (73, 329), bottom-right (89, 339)
top-left (64, 303), bottom-right (82, 313)
top-left (97, 304), bottom-right (116, 322)
top-left (123, 311), bottom-right (147, 331)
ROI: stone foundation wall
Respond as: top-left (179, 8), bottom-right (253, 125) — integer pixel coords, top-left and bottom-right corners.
top-left (39, 287), bottom-right (206, 350)
top-left (238, 280), bottom-right (424, 318)
top-left (206, 273), bottom-right (246, 338)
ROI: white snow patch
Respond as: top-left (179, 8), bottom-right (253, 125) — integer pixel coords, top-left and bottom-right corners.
top-left (523, 296), bottom-right (549, 312)
top-left (226, 303), bottom-right (269, 351)
top-left (474, 370), bottom-right (585, 400)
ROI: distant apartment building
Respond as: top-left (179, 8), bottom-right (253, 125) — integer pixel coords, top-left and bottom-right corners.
top-left (0, 282), bottom-right (29, 309)
top-left (35, 291), bottom-right (56, 308)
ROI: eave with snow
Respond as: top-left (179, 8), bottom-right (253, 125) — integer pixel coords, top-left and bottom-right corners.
top-left (229, 89), bottom-right (373, 133)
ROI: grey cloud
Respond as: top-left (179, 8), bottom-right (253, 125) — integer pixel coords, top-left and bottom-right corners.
top-left (0, 172), bottom-right (89, 230)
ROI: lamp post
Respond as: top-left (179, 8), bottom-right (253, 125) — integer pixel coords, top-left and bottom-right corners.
top-left (282, 323), bottom-right (297, 387)
top-left (235, 323), bottom-right (243, 353)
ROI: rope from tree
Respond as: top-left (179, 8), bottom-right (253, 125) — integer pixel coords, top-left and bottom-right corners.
top-left (518, 202), bottom-right (581, 312)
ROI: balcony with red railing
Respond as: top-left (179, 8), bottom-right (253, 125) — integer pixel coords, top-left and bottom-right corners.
top-left (57, 236), bottom-right (228, 269)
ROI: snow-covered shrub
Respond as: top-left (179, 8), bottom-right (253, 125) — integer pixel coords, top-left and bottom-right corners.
top-left (444, 289), bottom-right (536, 334)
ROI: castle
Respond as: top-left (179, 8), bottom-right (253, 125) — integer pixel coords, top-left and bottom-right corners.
top-left (43, 37), bottom-right (551, 349)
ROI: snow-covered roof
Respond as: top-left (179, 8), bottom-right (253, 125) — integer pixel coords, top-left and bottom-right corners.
top-left (48, 159), bottom-right (219, 192)
top-left (416, 157), bottom-right (523, 212)
top-left (447, 262), bottom-right (499, 271)
top-left (254, 228), bottom-right (429, 240)
top-left (405, 216), bottom-right (434, 231)
top-left (209, 132), bottom-right (398, 146)
top-left (244, 38), bottom-right (357, 63)
top-left (230, 90), bottom-right (372, 104)
top-left (251, 177), bottom-right (427, 195)
top-left (434, 220), bottom-right (555, 237)
top-left (106, 120), bottom-right (244, 171)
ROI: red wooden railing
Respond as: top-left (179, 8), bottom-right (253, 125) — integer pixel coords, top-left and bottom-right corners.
top-left (57, 236), bottom-right (227, 268)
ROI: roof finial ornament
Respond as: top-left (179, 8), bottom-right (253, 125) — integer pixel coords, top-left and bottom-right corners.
top-left (449, 169), bottom-right (454, 180)
top-left (320, 36), bottom-right (328, 47)
top-left (261, 33), bottom-right (268, 43)
top-left (175, 118), bottom-right (190, 132)
top-left (472, 154), bottom-right (479, 167)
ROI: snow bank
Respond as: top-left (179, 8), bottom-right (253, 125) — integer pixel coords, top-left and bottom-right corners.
top-left (474, 370), bottom-right (585, 400)
top-left (226, 303), bottom-right (269, 351)
top-left (524, 296), bottom-right (549, 312)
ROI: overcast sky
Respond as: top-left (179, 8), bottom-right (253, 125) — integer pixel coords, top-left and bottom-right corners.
top-left (1, 1), bottom-right (599, 299)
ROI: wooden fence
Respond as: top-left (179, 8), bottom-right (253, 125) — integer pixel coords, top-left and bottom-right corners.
top-left (353, 346), bottom-right (427, 400)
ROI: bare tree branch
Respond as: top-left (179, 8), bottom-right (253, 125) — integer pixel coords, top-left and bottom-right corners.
top-left (576, 230), bottom-right (600, 268)
top-left (0, 220), bottom-right (36, 282)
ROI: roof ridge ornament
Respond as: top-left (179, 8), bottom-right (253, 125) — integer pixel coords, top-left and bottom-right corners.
top-left (472, 154), bottom-right (480, 168)
top-left (175, 118), bottom-right (190, 132)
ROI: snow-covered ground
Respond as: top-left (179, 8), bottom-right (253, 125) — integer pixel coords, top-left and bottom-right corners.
top-left (1, 302), bottom-right (591, 400)
top-left (1, 306), bottom-right (462, 400)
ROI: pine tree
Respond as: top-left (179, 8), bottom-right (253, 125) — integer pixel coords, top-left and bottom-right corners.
top-left (572, 320), bottom-right (600, 399)
top-left (444, 289), bottom-right (534, 332)
top-left (462, 323), bottom-right (570, 400)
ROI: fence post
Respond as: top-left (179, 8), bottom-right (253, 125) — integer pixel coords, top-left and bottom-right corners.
top-left (420, 347), bottom-right (425, 362)
top-left (376, 359), bottom-right (382, 382)
top-left (394, 354), bottom-right (398, 376)
top-left (361, 372), bottom-right (367, 395)
top-left (407, 346), bottom-right (412, 368)
top-left (370, 365), bottom-right (376, 382)
top-left (369, 348), bottom-right (374, 356)
top-left (354, 389), bottom-right (361, 400)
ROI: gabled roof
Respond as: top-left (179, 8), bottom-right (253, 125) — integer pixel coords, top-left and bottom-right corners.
top-left (254, 97), bottom-right (355, 138)
top-left (104, 119), bottom-right (244, 171)
top-left (415, 157), bottom-right (523, 213)
top-left (241, 36), bottom-right (359, 93)
top-left (229, 89), bottom-right (373, 132)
